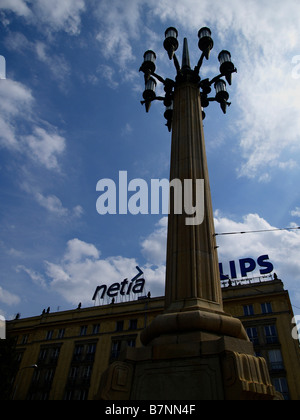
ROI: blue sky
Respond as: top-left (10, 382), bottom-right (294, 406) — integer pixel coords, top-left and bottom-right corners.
top-left (1, 0), bottom-right (300, 319)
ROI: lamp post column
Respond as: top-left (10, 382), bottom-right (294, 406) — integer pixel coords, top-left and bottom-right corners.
top-left (165, 63), bottom-right (222, 313)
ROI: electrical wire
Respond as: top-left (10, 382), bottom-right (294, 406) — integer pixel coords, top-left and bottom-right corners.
top-left (214, 226), bottom-right (300, 237)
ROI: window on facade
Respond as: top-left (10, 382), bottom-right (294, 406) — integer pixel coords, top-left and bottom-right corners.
top-left (243, 305), bottom-right (254, 316)
top-left (38, 348), bottom-right (48, 362)
top-left (21, 334), bottom-right (29, 344)
top-left (129, 319), bottom-right (138, 330)
top-left (44, 368), bottom-right (54, 383)
top-left (45, 330), bottom-right (53, 340)
top-left (268, 349), bottom-right (284, 371)
top-left (261, 302), bottom-right (272, 314)
top-left (264, 325), bottom-right (278, 344)
top-left (272, 378), bottom-right (290, 400)
top-left (92, 324), bottom-right (100, 334)
top-left (111, 340), bottom-right (122, 359)
top-left (86, 344), bottom-right (97, 361)
top-left (116, 321), bottom-right (124, 332)
top-left (69, 366), bottom-right (78, 379)
top-left (73, 345), bottom-right (84, 362)
top-left (80, 325), bottom-right (88, 336)
top-left (127, 339), bottom-right (136, 348)
top-left (57, 329), bottom-right (65, 339)
top-left (246, 327), bottom-right (259, 345)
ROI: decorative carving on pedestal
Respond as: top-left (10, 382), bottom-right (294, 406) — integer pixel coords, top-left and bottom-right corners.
top-left (222, 351), bottom-right (283, 400)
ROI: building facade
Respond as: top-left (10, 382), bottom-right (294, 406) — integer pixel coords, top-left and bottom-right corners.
top-left (5, 277), bottom-right (300, 400)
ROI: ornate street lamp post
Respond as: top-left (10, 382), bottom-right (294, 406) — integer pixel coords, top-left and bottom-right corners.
top-left (98, 28), bottom-right (282, 401)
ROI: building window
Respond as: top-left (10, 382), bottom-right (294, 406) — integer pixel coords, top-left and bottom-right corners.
top-left (116, 321), bottom-right (124, 332)
top-left (57, 329), bottom-right (65, 339)
top-left (268, 349), bottom-right (284, 371)
top-left (86, 344), bottom-right (97, 361)
top-left (80, 325), bottom-right (88, 336)
top-left (111, 340), bottom-right (122, 359)
top-left (127, 338), bottom-right (136, 348)
top-left (261, 302), bottom-right (272, 314)
top-left (50, 347), bottom-right (60, 363)
top-left (243, 305), bottom-right (254, 316)
top-left (272, 378), bottom-right (290, 400)
top-left (38, 348), bottom-right (48, 362)
top-left (129, 319), bottom-right (138, 330)
top-left (246, 327), bottom-right (259, 345)
top-left (92, 324), bottom-right (100, 334)
top-left (45, 330), bottom-right (53, 340)
top-left (21, 334), bottom-right (29, 344)
top-left (69, 366), bottom-right (78, 379)
top-left (264, 325), bottom-right (278, 344)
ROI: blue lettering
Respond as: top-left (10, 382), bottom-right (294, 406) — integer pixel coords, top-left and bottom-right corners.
top-left (257, 255), bottom-right (274, 275)
top-left (219, 263), bottom-right (229, 281)
top-left (229, 260), bottom-right (237, 279)
top-left (239, 258), bottom-right (256, 277)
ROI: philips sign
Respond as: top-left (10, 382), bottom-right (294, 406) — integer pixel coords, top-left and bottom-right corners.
top-left (219, 254), bottom-right (274, 280)
top-left (92, 266), bottom-right (146, 302)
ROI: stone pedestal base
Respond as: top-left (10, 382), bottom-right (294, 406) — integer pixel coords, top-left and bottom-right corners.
top-left (96, 314), bottom-right (283, 401)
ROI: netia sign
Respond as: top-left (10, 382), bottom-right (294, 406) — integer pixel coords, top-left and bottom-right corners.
top-left (92, 266), bottom-right (146, 301)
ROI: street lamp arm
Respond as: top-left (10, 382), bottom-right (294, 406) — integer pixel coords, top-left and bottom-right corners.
top-left (173, 53), bottom-right (181, 74)
top-left (152, 72), bottom-right (166, 85)
top-left (194, 51), bottom-right (206, 75)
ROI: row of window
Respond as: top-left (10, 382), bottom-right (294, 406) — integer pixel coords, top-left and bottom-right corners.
top-left (18, 319), bottom-right (139, 345)
top-left (243, 302), bottom-right (273, 317)
top-left (246, 325), bottom-right (279, 346)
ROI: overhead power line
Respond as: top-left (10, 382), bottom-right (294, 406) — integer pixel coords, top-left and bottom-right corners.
top-left (214, 226), bottom-right (300, 237)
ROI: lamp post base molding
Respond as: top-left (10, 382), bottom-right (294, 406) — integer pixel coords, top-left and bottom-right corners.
top-left (96, 331), bottom-right (283, 401)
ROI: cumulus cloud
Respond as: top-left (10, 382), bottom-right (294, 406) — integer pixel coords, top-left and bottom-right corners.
top-left (0, 0), bottom-right (86, 35)
top-left (0, 79), bottom-right (66, 171)
top-left (42, 230), bottom-right (166, 305)
top-left (23, 127), bottom-right (66, 171)
top-left (46, 239), bottom-right (139, 304)
top-left (0, 79), bottom-right (34, 150)
top-left (0, 286), bottom-right (21, 306)
top-left (141, 217), bottom-right (167, 266)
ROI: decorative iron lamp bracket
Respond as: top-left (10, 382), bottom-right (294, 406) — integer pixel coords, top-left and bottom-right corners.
top-left (140, 27), bottom-right (237, 129)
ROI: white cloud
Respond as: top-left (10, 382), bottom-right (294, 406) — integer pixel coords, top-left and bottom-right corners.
top-left (0, 0), bottom-right (86, 35)
top-left (0, 286), bottom-right (21, 306)
top-left (16, 266), bottom-right (47, 289)
top-left (35, 0), bottom-right (85, 35)
top-left (46, 239), bottom-right (138, 304)
top-left (141, 217), bottom-right (167, 266)
top-left (35, 193), bottom-right (69, 217)
top-left (21, 183), bottom-right (84, 219)
top-left (22, 127), bottom-right (66, 171)
top-left (43, 231), bottom-right (166, 305)
top-left (0, 80), bottom-right (67, 171)
top-left (0, 79), bottom-right (33, 150)
top-left (4, 34), bottom-right (71, 87)
top-left (95, 0), bottom-right (142, 69)
top-left (0, 0), bottom-right (31, 18)
top-left (291, 208), bottom-right (300, 218)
